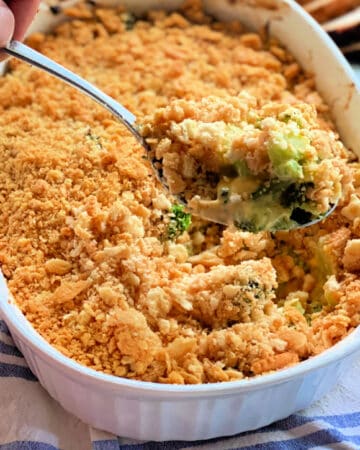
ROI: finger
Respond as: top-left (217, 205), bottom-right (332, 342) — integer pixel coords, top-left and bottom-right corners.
top-left (0, 0), bottom-right (15, 47)
top-left (7, 0), bottom-right (41, 41)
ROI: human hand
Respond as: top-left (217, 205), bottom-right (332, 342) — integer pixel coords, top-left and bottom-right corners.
top-left (0, 0), bottom-right (41, 50)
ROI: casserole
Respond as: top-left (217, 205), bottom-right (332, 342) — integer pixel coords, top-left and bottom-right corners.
top-left (1, 0), bottom-right (360, 441)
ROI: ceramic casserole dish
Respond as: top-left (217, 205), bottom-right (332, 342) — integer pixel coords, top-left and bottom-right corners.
top-left (1, 0), bottom-right (360, 442)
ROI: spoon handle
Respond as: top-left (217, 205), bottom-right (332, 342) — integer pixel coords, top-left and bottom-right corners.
top-left (4, 40), bottom-right (136, 132)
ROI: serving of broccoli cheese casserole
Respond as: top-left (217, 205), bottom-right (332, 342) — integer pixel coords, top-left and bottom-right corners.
top-left (142, 95), bottom-right (345, 231)
top-left (0, 1), bottom-right (359, 384)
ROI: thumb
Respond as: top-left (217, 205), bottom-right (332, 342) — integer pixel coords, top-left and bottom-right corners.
top-left (0, 1), bottom-right (15, 47)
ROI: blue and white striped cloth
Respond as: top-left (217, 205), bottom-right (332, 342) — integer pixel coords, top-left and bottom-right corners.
top-left (1, 317), bottom-right (360, 450)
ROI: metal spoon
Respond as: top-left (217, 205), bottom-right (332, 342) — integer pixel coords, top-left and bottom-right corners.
top-left (186, 195), bottom-right (337, 232)
top-left (3, 40), bottom-right (337, 232)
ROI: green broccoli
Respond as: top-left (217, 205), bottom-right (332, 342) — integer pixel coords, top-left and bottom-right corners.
top-left (121, 12), bottom-right (137, 30)
top-left (167, 204), bottom-right (192, 240)
top-left (267, 132), bottom-right (309, 181)
top-left (233, 219), bottom-right (258, 233)
top-left (251, 179), bottom-right (286, 200)
top-left (280, 182), bottom-right (314, 208)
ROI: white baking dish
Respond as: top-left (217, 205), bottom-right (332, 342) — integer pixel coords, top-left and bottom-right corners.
top-left (1, 0), bottom-right (360, 442)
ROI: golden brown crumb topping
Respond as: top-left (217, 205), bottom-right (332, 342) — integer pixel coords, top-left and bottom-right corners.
top-left (0, 2), bottom-right (359, 384)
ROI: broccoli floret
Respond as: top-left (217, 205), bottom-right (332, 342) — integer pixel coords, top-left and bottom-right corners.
top-left (280, 182), bottom-right (314, 208)
top-left (167, 204), bottom-right (192, 240)
top-left (270, 216), bottom-right (294, 231)
top-left (290, 207), bottom-right (313, 225)
top-left (267, 131), bottom-right (309, 181)
top-left (275, 160), bottom-right (303, 180)
top-left (251, 179), bottom-right (285, 200)
top-left (234, 219), bottom-right (258, 233)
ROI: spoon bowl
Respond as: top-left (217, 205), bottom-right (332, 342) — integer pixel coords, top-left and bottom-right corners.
top-left (187, 196), bottom-right (338, 232)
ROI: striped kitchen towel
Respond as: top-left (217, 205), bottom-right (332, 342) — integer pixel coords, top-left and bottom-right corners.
top-left (1, 317), bottom-right (360, 450)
